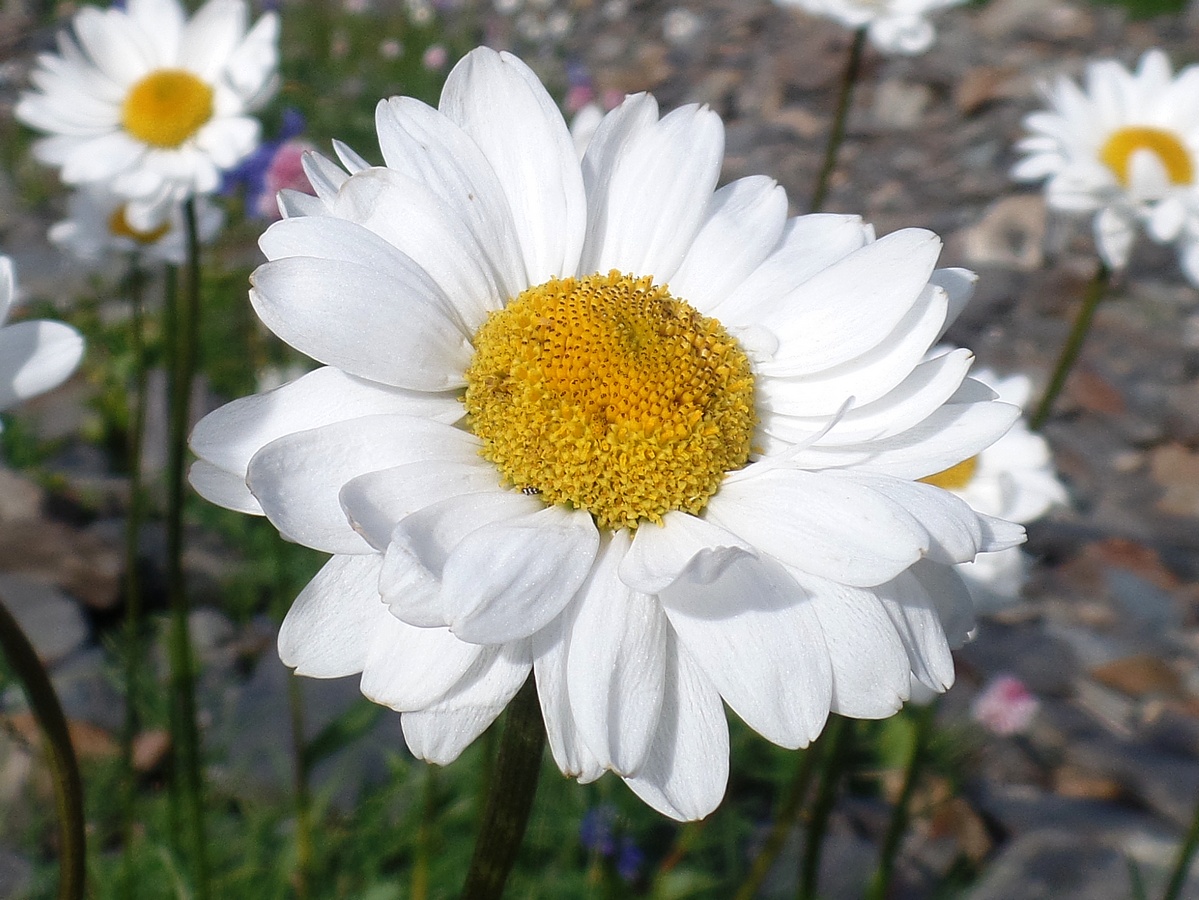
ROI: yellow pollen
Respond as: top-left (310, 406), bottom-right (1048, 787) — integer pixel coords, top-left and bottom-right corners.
top-left (920, 456), bottom-right (979, 492)
top-left (121, 69), bottom-right (214, 149)
top-left (1099, 126), bottom-right (1193, 187)
top-left (107, 205), bottom-right (171, 244)
top-left (464, 271), bottom-right (757, 530)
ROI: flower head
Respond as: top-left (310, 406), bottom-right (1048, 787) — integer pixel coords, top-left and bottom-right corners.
top-left (1013, 50), bottom-right (1199, 282)
top-left (921, 368), bottom-right (1067, 608)
top-left (17, 0), bottom-right (279, 230)
top-left (0, 257), bottom-right (84, 426)
top-left (971, 674), bottom-right (1038, 736)
top-left (190, 47), bottom-right (1023, 820)
top-left (774, 0), bottom-right (967, 55)
top-left (50, 183), bottom-right (224, 265)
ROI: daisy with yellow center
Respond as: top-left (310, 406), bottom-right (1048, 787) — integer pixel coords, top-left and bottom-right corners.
top-left (49, 184), bottom-right (224, 266)
top-left (1013, 50), bottom-right (1199, 284)
top-left (190, 48), bottom-right (1023, 820)
top-left (16, 0), bottom-right (278, 230)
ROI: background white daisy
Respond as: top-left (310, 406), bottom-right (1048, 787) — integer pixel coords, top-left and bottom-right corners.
top-left (16, 0), bottom-right (279, 229)
top-left (1013, 49), bottom-right (1199, 282)
top-left (50, 184), bottom-right (224, 266)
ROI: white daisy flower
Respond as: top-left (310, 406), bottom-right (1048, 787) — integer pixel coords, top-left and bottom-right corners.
top-left (921, 368), bottom-right (1068, 609)
top-left (774, 0), bottom-right (967, 56)
top-left (16, 0), bottom-right (279, 230)
top-left (0, 257), bottom-right (85, 428)
top-left (1013, 50), bottom-right (1199, 281)
top-left (190, 48), bottom-right (1023, 820)
top-left (50, 184), bottom-right (224, 266)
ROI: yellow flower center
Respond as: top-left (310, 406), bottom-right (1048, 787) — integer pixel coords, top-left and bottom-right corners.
top-left (920, 456), bottom-right (979, 492)
top-left (107, 205), bottom-right (171, 244)
top-left (121, 69), bottom-right (214, 149)
top-left (464, 271), bottom-right (757, 530)
top-left (1099, 126), bottom-right (1193, 187)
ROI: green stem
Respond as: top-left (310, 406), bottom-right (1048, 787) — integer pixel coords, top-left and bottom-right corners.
top-left (810, 27), bottom-right (867, 214)
top-left (798, 716), bottom-right (852, 900)
top-left (1030, 261), bottom-right (1111, 431)
top-left (120, 259), bottom-right (150, 899)
top-left (865, 703), bottom-right (937, 900)
top-left (1162, 790), bottom-right (1199, 900)
top-left (460, 676), bottom-right (546, 900)
top-left (733, 745), bottom-right (820, 900)
top-left (412, 765), bottom-right (436, 900)
top-left (0, 593), bottom-right (86, 900)
top-left (165, 198), bottom-right (209, 899)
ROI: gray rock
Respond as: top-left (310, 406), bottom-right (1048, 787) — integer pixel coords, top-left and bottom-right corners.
top-left (0, 573), bottom-right (89, 666)
top-left (968, 829), bottom-right (1137, 900)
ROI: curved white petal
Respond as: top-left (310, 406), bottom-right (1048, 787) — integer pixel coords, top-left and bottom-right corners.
top-left (401, 643), bottom-right (532, 765)
top-left (246, 414), bottom-right (480, 554)
top-left (445, 505), bottom-right (600, 644)
top-left (0, 320), bottom-right (84, 410)
top-left (440, 48), bottom-right (586, 283)
top-left (359, 620), bottom-right (484, 712)
top-left (623, 635), bottom-right (729, 821)
top-left (533, 611), bottom-right (606, 782)
top-left (620, 510), bottom-right (757, 595)
top-left (565, 531), bottom-right (667, 775)
top-left (660, 554), bottom-right (831, 749)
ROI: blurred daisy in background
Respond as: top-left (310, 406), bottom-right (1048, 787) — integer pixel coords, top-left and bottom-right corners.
top-left (1013, 49), bottom-right (1199, 284)
top-left (16, 0), bottom-right (279, 229)
top-left (0, 257), bottom-right (85, 426)
top-left (50, 184), bottom-right (224, 265)
top-left (774, 0), bottom-right (968, 55)
top-left (922, 367), bottom-right (1068, 609)
top-left (190, 47), bottom-right (1023, 821)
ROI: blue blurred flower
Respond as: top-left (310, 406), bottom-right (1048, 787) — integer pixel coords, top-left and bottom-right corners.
top-left (222, 108), bottom-right (309, 218)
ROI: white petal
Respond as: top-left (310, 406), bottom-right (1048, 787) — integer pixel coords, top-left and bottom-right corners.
top-left (533, 612), bottom-right (606, 782)
top-left (246, 414), bottom-right (480, 554)
top-left (445, 506), bottom-right (600, 644)
top-left (250, 255), bottom-right (471, 391)
top-left (623, 635), bottom-right (729, 821)
top-left (374, 96), bottom-right (527, 294)
top-left (758, 229), bottom-right (944, 376)
top-left (401, 644), bottom-right (532, 765)
top-left (440, 48), bottom-right (586, 283)
top-left (667, 176), bottom-right (789, 312)
top-left (660, 554), bottom-right (831, 749)
top-left (705, 467), bottom-right (927, 587)
top-left (581, 102), bottom-right (724, 281)
top-left (190, 366), bottom-right (460, 485)
top-left (340, 459), bottom-right (501, 550)
top-left (620, 510), bottom-right (757, 595)
top-left (381, 490), bottom-right (543, 627)
top-left (0, 320), bottom-right (84, 410)
top-left (872, 565), bottom-right (954, 695)
top-left (796, 573), bottom-right (910, 718)
top-left (187, 459), bottom-right (261, 514)
top-left (278, 554), bottom-right (386, 678)
top-left (359, 619), bottom-right (484, 711)
top-left (565, 531), bottom-right (667, 775)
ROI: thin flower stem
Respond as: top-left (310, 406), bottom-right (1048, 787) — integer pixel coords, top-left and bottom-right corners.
top-left (460, 676), bottom-right (546, 900)
top-left (165, 198), bottom-right (210, 899)
top-left (798, 715), bottom-right (852, 900)
top-left (121, 259), bottom-right (150, 899)
top-left (0, 593), bottom-right (86, 900)
top-left (1161, 791), bottom-right (1199, 900)
top-left (733, 744), bottom-right (820, 900)
top-left (1030, 261), bottom-right (1111, 431)
top-left (810, 27), bottom-right (867, 214)
top-left (865, 703), bottom-right (937, 900)
top-left (412, 764), bottom-right (437, 900)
